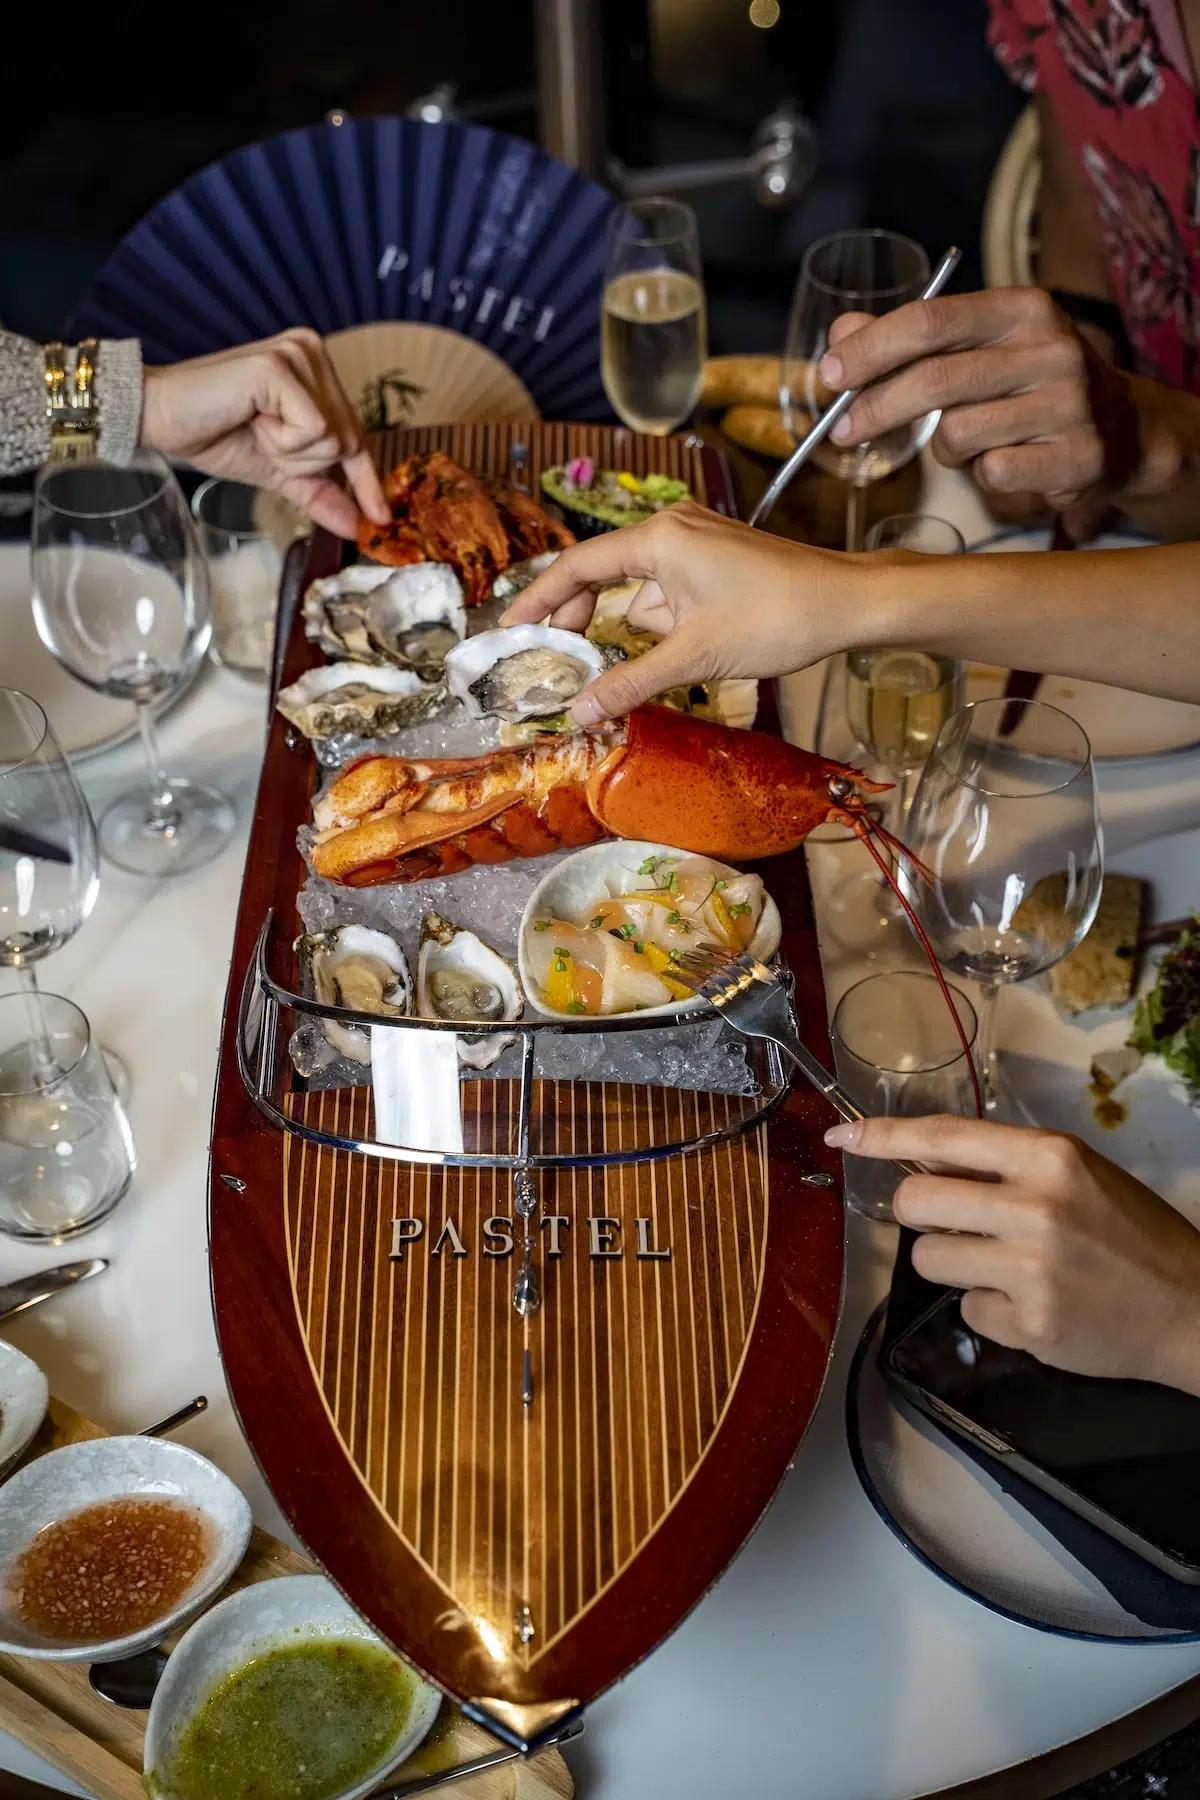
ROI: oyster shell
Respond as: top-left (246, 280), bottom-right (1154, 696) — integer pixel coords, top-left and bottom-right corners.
top-left (277, 662), bottom-right (448, 741)
top-left (490, 551), bottom-right (560, 603)
top-left (295, 924), bottom-right (412, 1064)
top-left (417, 911), bottom-right (521, 1069)
top-left (444, 624), bottom-right (622, 724)
top-left (303, 562), bottom-right (467, 678)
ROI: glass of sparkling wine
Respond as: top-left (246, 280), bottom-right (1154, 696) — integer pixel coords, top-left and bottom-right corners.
top-left (601, 198), bottom-right (706, 435)
top-left (830, 515), bottom-right (964, 950)
top-left (782, 230), bottom-right (935, 549)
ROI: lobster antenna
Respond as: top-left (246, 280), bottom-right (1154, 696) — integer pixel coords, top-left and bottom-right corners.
top-left (848, 826), bottom-right (985, 1121)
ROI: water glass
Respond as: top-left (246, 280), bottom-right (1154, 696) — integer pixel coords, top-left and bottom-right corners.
top-left (192, 478), bottom-right (283, 679)
top-left (0, 992), bottom-right (135, 1241)
top-left (832, 971), bottom-right (978, 1223)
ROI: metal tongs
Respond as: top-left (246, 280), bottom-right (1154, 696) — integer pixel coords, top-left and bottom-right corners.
top-left (671, 946), bottom-right (929, 1178)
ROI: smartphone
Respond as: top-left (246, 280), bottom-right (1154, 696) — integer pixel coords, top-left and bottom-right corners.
top-left (883, 1291), bottom-right (1200, 1584)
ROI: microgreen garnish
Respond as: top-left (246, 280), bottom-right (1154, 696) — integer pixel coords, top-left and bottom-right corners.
top-left (589, 914), bottom-right (605, 929)
top-left (638, 856), bottom-right (658, 875)
top-left (610, 923), bottom-right (638, 940)
top-left (554, 946), bottom-right (571, 958)
top-left (533, 920), bottom-right (550, 932)
top-left (633, 941), bottom-right (645, 954)
top-left (728, 901), bottom-right (753, 919)
top-left (714, 879), bottom-right (727, 892)
top-left (567, 1000), bottom-right (587, 1014)
top-left (666, 911), bottom-right (681, 925)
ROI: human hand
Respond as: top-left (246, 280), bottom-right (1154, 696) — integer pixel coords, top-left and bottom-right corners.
top-left (140, 329), bottom-right (389, 539)
top-left (819, 289), bottom-right (1141, 526)
top-left (825, 1113), bottom-right (1200, 1396)
top-left (501, 502), bottom-right (857, 724)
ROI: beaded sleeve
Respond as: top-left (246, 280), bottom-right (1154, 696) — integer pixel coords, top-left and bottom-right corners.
top-left (0, 329), bottom-right (144, 474)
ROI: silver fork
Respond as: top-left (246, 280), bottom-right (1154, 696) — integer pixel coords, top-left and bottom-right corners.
top-left (672, 946), bottom-right (928, 1178)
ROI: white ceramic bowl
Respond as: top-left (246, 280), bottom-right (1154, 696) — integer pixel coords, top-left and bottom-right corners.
top-left (0, 1436), bottom-right (252, 1660)
top-left (0, 1340), bottom-right (49, 1479)
top-left (144, 1575), bottom-right (442, 1800)
top-left (518, 839), bottom-right (783, 1020)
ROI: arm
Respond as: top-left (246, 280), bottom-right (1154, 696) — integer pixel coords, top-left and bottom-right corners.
top-left (503, 505), bottom-right (1200, 721)
top-left (0, 325), bottom-right (387, 537)
top-left (823, 1114), bottom-right (1200, 1397)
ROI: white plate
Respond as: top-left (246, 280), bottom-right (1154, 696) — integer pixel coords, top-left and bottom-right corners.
top-left (846, 1304), bottom-right (1200, 1643)
top-left (0, 1340), bottom-right (49, 1479)
top-left (968, 527), bottom-right (1200, 761)
top-left (0, 1435), bottom-right (252, 1659)
top-left (145, 1574), bottom-right (442, 1800)
top-left (0, 544), bottom-right (198, 763)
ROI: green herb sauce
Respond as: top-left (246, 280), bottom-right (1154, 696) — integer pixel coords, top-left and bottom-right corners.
top-left (162, 1639), bottom-right (417, 1800)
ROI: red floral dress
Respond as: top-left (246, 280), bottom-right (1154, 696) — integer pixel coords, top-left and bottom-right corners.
top-left (988, 0), bottom-right (1200, 388)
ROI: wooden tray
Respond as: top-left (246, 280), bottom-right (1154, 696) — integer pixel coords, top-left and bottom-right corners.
top-left (0, 1398), bottom-right (571, 1800)
top-left (209, 422), bottom-right (845, 1750)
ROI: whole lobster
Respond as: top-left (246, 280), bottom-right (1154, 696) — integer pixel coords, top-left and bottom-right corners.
top-left (313, 705), bottom-right (906, 883)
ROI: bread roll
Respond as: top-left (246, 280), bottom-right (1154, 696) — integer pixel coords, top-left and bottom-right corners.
top-left (720, 405), bottom-right (796, 460)
top-left (702, 356), bottom-right (787, 408)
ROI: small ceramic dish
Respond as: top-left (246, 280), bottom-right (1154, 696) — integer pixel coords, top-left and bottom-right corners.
top-left (0, 1341), bottom-right (49, 1480)
top-left (0, 1436), bottom-right (252, 1660)
top-left (144, 1575), bottom-right (442, 1800)
top-left (518, 838), bottom-right (782, 1021)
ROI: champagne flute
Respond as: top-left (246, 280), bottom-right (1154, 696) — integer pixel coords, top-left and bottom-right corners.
top-left (601, 198), bottom-right (707, 435)
top-left (781, 230), bottom-right (935, 549)
top-left (825, 515), bottom-right (964, 952)
top-left (903, 698), bottom-right (1103, 1112)
top-left (32, 453), bottom-right (235, 877)
top-left (0, 689), bottom-right (130, 1098)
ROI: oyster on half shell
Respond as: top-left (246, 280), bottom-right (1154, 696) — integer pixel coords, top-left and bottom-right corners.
top-left (417, 911), bottom-right (521, 1069)
top-left (303, 562), bottom-right (467, 678)
top-left (444, 624), bottom-right (623, 725)
top-left (296, 924), bottom-right (412, 1064)
top-left (277, 662), bottom-right (447, 742)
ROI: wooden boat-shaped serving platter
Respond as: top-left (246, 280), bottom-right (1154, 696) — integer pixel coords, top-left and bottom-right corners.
top-left (209, 422), bottom-right (845, 1752)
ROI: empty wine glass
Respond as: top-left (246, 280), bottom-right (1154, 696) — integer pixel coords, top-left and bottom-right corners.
top-left (0, 689), bottom-right (99, 1079)
top-left (782, 230), bottom-right (935, 549)
top-left (0, 689), bottom-right (130, 1098)
top-left (601, 198), bottom-right (707, 435)
top-left (31, 453), bottom-right (235, 877)
top-left (903, 698), bottom-right (1103, 1111)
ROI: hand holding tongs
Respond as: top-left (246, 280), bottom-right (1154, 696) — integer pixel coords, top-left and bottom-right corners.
top-left (670, 947), bottom-right (930, 1179)
top-left (747, 245), bottom-right (962, 530)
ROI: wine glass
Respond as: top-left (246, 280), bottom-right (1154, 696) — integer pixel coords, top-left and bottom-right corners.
top-left (903, 698), bottom-right (1103, 1112)
top-left (31, 453), bottom-right (236, 877)
top-left (601, 198), bottom-right (707, 435)
top-left (0, 689), bottom-right (99, 1082)
top-left (0, 688), bottom-right (131, 1098)
top-left (782, 230), bottom-right (935, 549)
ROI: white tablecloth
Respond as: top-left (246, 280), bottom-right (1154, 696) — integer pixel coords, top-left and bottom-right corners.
top-left (3, 467), bottom-right (1200, 1799)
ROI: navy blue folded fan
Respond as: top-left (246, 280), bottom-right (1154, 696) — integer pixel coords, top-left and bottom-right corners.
top-left (73, 117), bottom-right (617, 420)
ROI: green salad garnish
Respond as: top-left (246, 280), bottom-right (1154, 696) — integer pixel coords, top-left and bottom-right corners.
top-left (1128, 915), bottom-right (1200, 1097)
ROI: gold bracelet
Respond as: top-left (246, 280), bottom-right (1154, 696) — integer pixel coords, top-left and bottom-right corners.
top-left (44, 338), bottom-right (100, 461)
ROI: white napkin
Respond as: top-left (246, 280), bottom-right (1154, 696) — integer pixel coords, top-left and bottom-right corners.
top-left (371, 1025), bottom-right (464, 1156)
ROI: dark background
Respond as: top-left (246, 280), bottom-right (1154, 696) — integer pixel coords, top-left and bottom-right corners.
top-left (0, 0), bottom-right (1020, 348)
